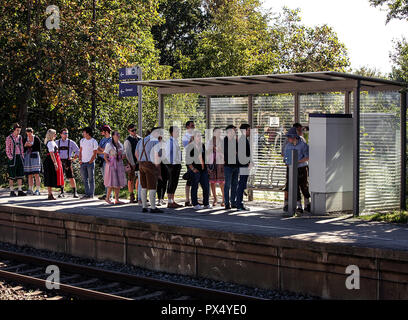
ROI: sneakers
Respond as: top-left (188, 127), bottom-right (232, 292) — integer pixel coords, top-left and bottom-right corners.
top-left (10, 191), bottom-right (17, 197)
top-left (26, 190), bottom-right (33, 195)
top-left (237, 206), bottom-right (250, 211)
top-left (193, 205), bottom-right (204, 210)
top-left (203, 205), bottom-right (212, 209)
top-left (150, 208), bottom-right (163, 213)
top-left (18, 190), bottom-right (26, 197)
top-left (34, 190), bottom-right (41, 196)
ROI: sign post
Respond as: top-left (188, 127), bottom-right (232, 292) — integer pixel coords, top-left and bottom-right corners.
top-left (118, 66), bottom-right (142, 135)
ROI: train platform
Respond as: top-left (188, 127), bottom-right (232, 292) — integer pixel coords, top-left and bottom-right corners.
top-left (0, 190), bottom-right (407, 299)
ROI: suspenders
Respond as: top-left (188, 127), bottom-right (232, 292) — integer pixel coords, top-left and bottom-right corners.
top-left (8, 135), bottom-right (22, 167)
top-left (140, 137), bottom-right (149, 161)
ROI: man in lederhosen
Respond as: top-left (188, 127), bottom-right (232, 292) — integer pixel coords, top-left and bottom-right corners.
top-left (56, 128), bottom-right (80, 198)
top-left (135, 127), bottom-right (163, 213)
top-left (6, 123), bottom-right (26, 197)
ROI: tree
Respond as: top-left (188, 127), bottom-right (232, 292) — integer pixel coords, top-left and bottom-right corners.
top-left (369, 0), bottom-right (408, 22)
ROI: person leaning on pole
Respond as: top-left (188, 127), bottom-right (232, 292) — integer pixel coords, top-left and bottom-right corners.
top-left (282, 127), bottom-right (311, 213)
top-left (135, 127), bottom-right (163, 213)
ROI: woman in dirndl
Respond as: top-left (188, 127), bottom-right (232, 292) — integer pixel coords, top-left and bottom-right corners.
top-left (206, 127), bottom-right (225, 206)
top-left (43, 129), bottom-right (64, 200)
top-left (103, 130), bottom-right (127, 205)
top-left (23, 128), bottom-right (42, 196)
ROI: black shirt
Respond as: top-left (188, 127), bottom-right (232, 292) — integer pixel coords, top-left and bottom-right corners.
top-left (223, 136), bottom-right (239, 167)
top-left (187, 143), bottom-right (207, 172)
top-left (23, 135), bottom-right (42, 153)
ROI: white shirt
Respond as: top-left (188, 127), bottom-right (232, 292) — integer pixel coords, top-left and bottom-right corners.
top-left (80, 137), bottom-right (98, 163)
top-left (182, 132), bottom-right (193, 148)
top-left (47, 141), bottom-right (58, 153)
top-left (165, 137), bottom-right (182, 164)
top-left (104, 142), bottom-right (124, 157)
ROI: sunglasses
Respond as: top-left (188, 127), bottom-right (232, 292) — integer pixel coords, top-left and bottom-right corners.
top-left (130, 129), bottom-right (137, 132)
top-left (62, 132), bottom-right (68, 135)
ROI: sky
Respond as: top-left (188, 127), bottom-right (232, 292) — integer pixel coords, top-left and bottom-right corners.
top-left (263, 0), bottom-right (408, 74)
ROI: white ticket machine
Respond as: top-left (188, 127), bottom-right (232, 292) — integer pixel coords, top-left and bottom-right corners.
top-left (309, 114), bottom-right (353, 215)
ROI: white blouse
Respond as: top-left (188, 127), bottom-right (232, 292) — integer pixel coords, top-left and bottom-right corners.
top-left (104, 142), bottom-right (123, 157)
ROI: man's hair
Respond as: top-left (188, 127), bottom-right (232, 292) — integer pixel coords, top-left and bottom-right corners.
top-left (25, 127), bottom-right (33, 133)
top-left (225, 125), bottom-right (236, 131)
top-left (60, 128), bottom-right (68, 133)
top-left (240, 124), bottom-right (250, 130)
top-left (12, 123), bottom-right (21, 130)
top-left (127, 124), bottom-right (136, 130)
top-left (185, 120), bottom-right (194, 128)
top-left (293, 123), bottom-right (302, 129)
top-left (82, 127), bottom-right (93, 136)
top-left (169, 126), bottom-right (178, 135)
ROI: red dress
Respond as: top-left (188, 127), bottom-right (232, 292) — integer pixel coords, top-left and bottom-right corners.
top-left (43, 141), bottom-right (64, 187)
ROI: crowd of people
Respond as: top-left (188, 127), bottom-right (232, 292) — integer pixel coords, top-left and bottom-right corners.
top-left (5, 120), bottom-right (311, 214)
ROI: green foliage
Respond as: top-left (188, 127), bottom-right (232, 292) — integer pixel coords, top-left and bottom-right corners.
top-left (369, 0), bottom-right (408, 23)
top-left (390, 38), bottom-right (408, 82)
top-left (359, 210), bottom-right (408, 224)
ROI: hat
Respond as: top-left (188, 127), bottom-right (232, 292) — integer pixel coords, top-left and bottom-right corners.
top-left (286, 127), bottom-right (299, 138)
top-left (100, 124), bottom-right (111, 133)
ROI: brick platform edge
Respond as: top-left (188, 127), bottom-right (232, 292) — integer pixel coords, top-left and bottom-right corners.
top-left (0, 206), bottom-right (407, 299)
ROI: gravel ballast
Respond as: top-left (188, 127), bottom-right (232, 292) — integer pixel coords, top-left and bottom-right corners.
top-left (0, 241), bottom-right (317, 300)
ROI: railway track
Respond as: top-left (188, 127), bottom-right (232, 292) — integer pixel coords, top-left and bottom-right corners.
top-left (0, 249), bottom-right (266, 301)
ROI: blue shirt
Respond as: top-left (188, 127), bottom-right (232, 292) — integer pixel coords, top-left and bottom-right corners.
top-left (283, 139), bottom-right (309, 168)
top-left (98, 137), bottom-right (112, 159)
top-left (136, 135), bottom-right (159, 162)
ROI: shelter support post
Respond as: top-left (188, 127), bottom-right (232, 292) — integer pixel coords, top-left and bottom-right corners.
top-left (288, 149), bottom-right (298, 216)
top-left (158, 93), bottom-right (164, 128)
top-left (248, 95), bottom-right (254, 202)
top-left (138, 68), bottom-right (143, 136)
top-left (401, 90), bottom-right (407, 211)
top-left (294, 92), bottom-right (300, 123)
top-left (345, 91), bottom-right (351, 114)
top-left (206, 95), bottom-right (211, 129)
top-left (353, 81), bottom-right (361, 216)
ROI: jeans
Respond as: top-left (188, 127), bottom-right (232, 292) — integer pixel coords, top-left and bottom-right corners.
top-left (190, 169), bottom-right (210, 206)
top-left (224, 166), bottom-right (239, 206)
top-left (80, 162), bottom-right (95, 197)
top-left (236, 174), bottom-right (249, 208)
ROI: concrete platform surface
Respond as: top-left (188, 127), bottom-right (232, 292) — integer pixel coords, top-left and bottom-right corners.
top-left (1, 190), bottom-right (407, 252)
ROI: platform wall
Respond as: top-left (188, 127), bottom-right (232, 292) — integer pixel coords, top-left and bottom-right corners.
top-left (0, 206), bottom-right (407, 299)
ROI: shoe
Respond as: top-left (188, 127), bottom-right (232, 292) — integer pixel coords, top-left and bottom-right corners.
top-left (237, 206), bottom-right (250, 211)
top-left (185, 201), bottom-right (192, 207)
top-left (18, 190), bottom-right (26, 196)
top-left (98, 194), bottom-right (106, 200)
top-left (26, 190), bottom-right (33, 195)
top-left (142, 208), bottom-right (148, 213)
top-left (174, 202), bottom-right (183, 208)
top-left (305, 204), bottom-right (311, 213)
top-left (150, 208), bottom-right (163, 213)
top-left (58, 192), bottom-right (65, 198)
top-left (193, 205), bottom-right (204, 210)
top-left (129, 193), bottom-right (136, 203)
top-left (48, 194), bottom-right (56, 200)
top-left (231, 204), bottom-right (237, 209)
top-left (167, 203), bottom-right (179, 208)
top-left (203, 205), bottom-right (212, 209)
top-left (225, 205), bottom-right (231, 210)
top-left (10, 191), bottom-right (17, 197)
top-left (73, 192), bottom-right (79, 198)
top-left (80, 195), bottom-right (89, 200)
top-left (283, 205), bottom-right (288, 212)
top-left (34, 190), bottom-right (41, 196)
top-left (296, 206), bottom-right (303, 214)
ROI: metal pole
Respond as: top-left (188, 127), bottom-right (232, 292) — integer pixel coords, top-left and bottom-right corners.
top-left (345, 91), bottom-right (351, 114)
top-left (158, 93), bottom-right (164, 128)
top-left (206, 96), bottom-right (211, 129)
top-left (353, 81), bottom-right (361, 216)
top-left (288, 149), bottom-right (298, 215)
top-left (138, 67), bottom-right (143, 137)
top-left (248, 95), bottom-right (253, 128)
top-left (294, 92), bottom-right (300, 123)
top-left (401, 90), bottom-right (407, 211)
